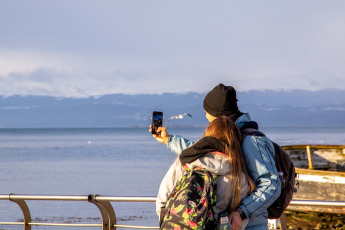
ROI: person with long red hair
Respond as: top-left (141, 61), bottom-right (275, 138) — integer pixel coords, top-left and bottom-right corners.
top-left (156, 116), bottom-right (255, 229)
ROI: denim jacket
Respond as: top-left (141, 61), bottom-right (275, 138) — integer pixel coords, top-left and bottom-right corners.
top-left (166, 113), bottom-right (281, 229)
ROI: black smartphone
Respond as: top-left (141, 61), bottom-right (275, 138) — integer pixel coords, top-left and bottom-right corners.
top-left (151, 111), bottom-right (163, 134)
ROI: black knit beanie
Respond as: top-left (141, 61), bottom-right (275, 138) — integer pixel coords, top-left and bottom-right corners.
top-left (203, 83), bottom-right (239, 117)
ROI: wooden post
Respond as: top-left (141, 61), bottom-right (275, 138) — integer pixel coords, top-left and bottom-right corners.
top-left (306, 145), bottom-right (313, 169)
top-left (280, 212), bottom-right (288, 230)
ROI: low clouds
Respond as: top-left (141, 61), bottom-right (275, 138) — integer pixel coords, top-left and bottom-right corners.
top-left (1, 64), bottom-right (344, 98)
top-left (0, 68), bottom-right (83, 97)
top-left (1, 1), bottom-right (345, 97)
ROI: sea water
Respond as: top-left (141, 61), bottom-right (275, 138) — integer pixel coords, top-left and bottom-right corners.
top-left (0, 127), bottom-right (344, 229)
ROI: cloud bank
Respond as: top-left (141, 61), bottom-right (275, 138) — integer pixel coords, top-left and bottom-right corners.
top-left (1, 1), bottom-right (345, 97)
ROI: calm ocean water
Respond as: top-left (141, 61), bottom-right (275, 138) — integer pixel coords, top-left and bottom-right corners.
top-left (1, 127), bottom-right (345, 229)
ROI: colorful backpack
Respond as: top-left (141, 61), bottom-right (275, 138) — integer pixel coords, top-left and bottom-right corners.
top-left (160, 166), bottom-right (217, 230)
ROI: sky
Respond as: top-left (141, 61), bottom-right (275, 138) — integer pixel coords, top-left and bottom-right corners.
top-left (1, 1), bottom-right (345, 97)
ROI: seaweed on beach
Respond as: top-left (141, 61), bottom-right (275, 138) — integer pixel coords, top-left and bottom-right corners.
top-left (285, 211), bottom-right (345, 230)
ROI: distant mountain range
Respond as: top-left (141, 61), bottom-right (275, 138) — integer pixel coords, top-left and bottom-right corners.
top-left (1, 89), bottom-right (345, 128)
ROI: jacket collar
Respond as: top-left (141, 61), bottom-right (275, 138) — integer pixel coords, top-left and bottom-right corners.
top-left (235, 113), bottom-right (251, 129)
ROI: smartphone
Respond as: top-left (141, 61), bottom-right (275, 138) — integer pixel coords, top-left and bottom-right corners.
top-left (151, 111), bottom-right (163, 134)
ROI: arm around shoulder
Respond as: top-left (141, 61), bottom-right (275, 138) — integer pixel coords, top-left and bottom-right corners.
top-left (239, 135), bottom-right (281, 219)
top-left (156, 158), bottom-right (186, 216)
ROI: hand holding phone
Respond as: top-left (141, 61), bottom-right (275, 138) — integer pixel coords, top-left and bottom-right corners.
top-left (151, 126), bottom-right (170, 144)
top-left (150, 111), bottom-right (170, 144)
top-left (151, 111), bottom-right (163, 134)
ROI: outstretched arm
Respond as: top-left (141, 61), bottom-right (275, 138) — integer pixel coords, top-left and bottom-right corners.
top-left (167, 135), bottom-right (195, 155)
top-left (149, 125), bottom-right (194, 155)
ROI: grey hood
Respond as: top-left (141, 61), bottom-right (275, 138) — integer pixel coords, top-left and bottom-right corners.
top-left (186, 152), bottom-right (231, 176)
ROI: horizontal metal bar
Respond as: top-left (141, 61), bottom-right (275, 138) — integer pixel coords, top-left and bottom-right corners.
top-left (0, 195), bottom-right (10, 200)
top-left (114, 224), bottom-right (159, 229)
top-left (0, 222), bottom-right (158, 229)
top-left (3, 195), bottom-right (345, 207)
top-left (0, 222), bottom-right (24, 225)
top-left (29, 222), bottom-right (102, 227)
top-left (290, 200), bottom-right (345, 207)
top-left (0, 222), bottom-right (102, 227)
top-left (1, 194), bottom-right (156, 202)
top-left (8, 194), bottom-right (89, 201)
top-left (282, 145), bottom-right (345, 150)
top-left (96, 196), bottom-right (157, 202)
top-left (2, 194), bottom-right (345, 230)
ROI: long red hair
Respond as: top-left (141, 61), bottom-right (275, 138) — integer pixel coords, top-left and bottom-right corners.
top-left (203, 116), bottom-right (255, 210)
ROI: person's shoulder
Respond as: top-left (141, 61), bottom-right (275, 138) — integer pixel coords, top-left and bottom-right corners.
top-left (242, 133), bottom-right (273, 150)
top-left (189, 153), bottom-right (231, 175)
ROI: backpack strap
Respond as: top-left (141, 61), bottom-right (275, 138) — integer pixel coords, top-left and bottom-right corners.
top-left (272, 142), bottom-right (286, 175)
top-left (240, 127), bottom-right (265, 143)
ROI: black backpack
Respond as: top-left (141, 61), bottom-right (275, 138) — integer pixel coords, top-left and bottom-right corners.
top-left (241, 127), bottom-right (296, 219)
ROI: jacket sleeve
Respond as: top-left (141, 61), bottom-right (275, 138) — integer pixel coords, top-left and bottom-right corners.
top-left (239, 135), bottom-right (281, 219)
top-left (166, 135), bottom-right (195, 155)
top-left (156, 158), bottom-right (186, 216)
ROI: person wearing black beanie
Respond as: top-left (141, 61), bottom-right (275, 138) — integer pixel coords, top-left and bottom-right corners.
top-left (203, 83), bottom-right (243, 122)
top-left (203, 83), bottom-right (239, 116)
top-left (151, 83), bottom-right (280, 230)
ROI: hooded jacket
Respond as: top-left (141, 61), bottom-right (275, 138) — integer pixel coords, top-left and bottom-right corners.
top-left (166, 113), bottom-right (281, 229)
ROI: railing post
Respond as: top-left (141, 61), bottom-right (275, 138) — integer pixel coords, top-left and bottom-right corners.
top-left (279, 213), bottom-right (288, 230)
top-left (306, 145), bottom-right (313, 169)
top-left (95, 196), bottom-right (117, 230)
top-left (9, 194), bottom-right (31, 230)
top-left (88, 194), bottom-right (111, 230)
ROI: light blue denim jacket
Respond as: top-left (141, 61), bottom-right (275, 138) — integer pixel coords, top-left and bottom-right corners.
top-left (166, 113), bottom-right (281, 229)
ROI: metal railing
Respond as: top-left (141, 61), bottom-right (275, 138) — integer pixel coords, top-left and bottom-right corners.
top-left (1, 194), bottom-right (345, 229)
top-left (289, 199), bottom-right (345, 207)
top-left (0, 194), bottom-right (158, 230)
